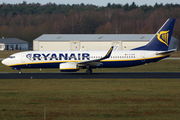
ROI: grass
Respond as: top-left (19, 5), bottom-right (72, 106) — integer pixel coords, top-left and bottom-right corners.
top-left (0, 79), bottom-right (180, 119)
top-left (170, 50), bottom-right (180, 57)
top-left (0, 50), bottom-right (23, 58)
top-left (0, 51), bottom-right (180, 119)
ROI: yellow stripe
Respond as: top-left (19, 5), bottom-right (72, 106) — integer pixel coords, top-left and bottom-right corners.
top-left (8, 54), bottom-right (170, 67)
top-left (106, 48), bottom-right (113, 56)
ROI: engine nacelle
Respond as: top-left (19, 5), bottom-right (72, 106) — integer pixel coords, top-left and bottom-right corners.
top-left (60, 62), bottom-right (79, 72)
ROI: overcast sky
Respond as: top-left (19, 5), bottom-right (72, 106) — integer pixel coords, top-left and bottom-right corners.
top-left (2, 0), bottom-right (180, 6)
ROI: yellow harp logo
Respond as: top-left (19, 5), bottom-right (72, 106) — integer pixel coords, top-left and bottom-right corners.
top-left (157, 30), bottom-right (169, 46)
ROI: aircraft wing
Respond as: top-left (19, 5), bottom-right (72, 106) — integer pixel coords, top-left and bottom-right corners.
top-left (77, 46), bottom-right (114, 67)
top-left (156, 49), bottom-right (177, 55)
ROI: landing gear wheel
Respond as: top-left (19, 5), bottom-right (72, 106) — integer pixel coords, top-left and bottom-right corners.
top-left (86, 69), bottom-right (92, 74)
top-left (18, 70), bottom-right (22, 74)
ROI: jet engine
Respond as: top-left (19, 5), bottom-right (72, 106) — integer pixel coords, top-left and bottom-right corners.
top-left (59, 62), bottom-right (79, 72)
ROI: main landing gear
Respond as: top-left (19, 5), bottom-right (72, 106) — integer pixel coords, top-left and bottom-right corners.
top-left (86, 66), bottom-right (92, 74)
top-left (86, 69), bottom-right (92, 74)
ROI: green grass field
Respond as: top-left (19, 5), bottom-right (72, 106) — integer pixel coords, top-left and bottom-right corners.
top-left (0, 79), bottom-right (180, 120)
top-left (0, 50), bottom-right (23, 58)
top-left (0, 51), bottom-right (180, 119)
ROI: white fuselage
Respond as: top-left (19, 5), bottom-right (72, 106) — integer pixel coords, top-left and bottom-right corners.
top-left (2, 50), bottom-right (169, 69)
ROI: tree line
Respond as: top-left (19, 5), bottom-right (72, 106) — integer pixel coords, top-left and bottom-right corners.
top-left (1, 2), bottom-right (180, 16)
top-left (0, 2), bottom-right (180, 48)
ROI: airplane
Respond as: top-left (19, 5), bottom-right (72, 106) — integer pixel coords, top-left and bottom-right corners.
top-left (1, 18), bottom-right (176, 74)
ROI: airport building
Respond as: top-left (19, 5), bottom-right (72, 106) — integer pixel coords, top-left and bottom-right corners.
top-left (33, 34), bottom-right (179, 51)
top-left (0, 38), bottom-right (29, 51)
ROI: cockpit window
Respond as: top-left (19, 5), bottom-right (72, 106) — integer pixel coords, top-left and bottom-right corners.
top-left (9, 56), bottom-right (15, 59)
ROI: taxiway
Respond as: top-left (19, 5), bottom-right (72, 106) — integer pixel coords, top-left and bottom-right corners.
top-left (0, 72), bottom-right (180, 79)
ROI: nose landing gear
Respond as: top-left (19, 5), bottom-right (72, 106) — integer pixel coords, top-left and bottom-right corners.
top-left (12, 67), bottom-right (22, 74)
top-left (18, 70), bottom-right (22, 74)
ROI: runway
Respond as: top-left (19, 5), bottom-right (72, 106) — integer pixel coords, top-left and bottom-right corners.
top-left (0, 72), bottom-right (180, 79)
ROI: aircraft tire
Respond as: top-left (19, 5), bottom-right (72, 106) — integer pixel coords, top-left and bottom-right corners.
top-left (86, 69), bottom-right (92, 74)
top-left (18, 70), bottom-right (22, 74)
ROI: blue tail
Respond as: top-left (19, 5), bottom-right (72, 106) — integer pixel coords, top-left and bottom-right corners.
top-left (132, 18), bottom-right (176, 51)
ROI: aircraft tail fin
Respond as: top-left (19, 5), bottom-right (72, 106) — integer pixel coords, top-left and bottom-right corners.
top-left (132, 18), bottom-right (176, 51)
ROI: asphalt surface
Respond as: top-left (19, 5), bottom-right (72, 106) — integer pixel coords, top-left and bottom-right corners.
top-left (0, 72), bottom-right (180, 79)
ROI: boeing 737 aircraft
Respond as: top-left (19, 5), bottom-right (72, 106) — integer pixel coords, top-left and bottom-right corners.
top-left (1, 18), bottom-right (176, 74)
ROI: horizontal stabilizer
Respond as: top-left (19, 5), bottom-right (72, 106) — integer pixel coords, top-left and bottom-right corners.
top-left (156, 49), bottom-right (177, 55)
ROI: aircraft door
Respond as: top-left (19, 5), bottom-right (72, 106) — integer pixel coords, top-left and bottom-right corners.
top-left (141, 52), bottom-right (145, 62)
top-left (21, 54), bottom-right (26, 63)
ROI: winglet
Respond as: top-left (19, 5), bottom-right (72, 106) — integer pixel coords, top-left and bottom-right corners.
top-left (101, 46), bottom-right (114, 60)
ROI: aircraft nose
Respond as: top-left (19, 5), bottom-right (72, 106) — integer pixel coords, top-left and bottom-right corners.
top-left (1, 59), bottom-right (8, 66)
